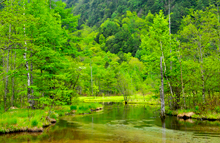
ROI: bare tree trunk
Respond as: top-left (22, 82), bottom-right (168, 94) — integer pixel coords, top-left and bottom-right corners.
top-left (160, 57), bottom-right (165, 118)
top-left (23, 2), bottom-right (32, 108)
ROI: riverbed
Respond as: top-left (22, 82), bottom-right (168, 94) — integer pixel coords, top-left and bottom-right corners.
top-left (1, 103), bottom-right (220, 143)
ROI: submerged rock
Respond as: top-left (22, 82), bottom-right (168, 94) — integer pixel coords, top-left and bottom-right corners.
top-left (177, 112), bottom-right (195, 119)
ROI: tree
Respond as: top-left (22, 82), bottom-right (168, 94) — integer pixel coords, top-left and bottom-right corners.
top-left (179, 6), bottom-right (220, 105)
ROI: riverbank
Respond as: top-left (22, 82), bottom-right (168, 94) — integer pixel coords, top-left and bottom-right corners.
top-left (79, 94), bottom-right (160, 105)
top-left (0, 103), bottom-right (103, 134)
top-left (166, 108), bottom-right (220, 121)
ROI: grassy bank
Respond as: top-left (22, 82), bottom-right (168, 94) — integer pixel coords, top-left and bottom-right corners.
top-left (166, 107), bottom-right (220, 121)
top-left (79, 94), bottom-right (160, 105)
top-left (0, 102), bottom-right (102, 134)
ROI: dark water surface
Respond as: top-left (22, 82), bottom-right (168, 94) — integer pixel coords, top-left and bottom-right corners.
top-left (1, 103), bottom-right (220, 143)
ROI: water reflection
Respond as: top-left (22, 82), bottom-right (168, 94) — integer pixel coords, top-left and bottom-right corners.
top-left (161, 118), bottom-right (166, 143)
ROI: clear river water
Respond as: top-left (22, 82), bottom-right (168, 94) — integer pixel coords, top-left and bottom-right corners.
top-left (1, 103), bottom-right (220, 143)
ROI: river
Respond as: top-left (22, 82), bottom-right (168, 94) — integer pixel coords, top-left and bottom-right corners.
top-left (1, 103), bottom-right (220, 143)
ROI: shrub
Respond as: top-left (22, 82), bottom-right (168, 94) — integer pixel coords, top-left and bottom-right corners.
top-left (31, 119), bottom-right (38, 127)
top-left (215, 106), bottom-right (220, 113)
top-left (70, 105), bottom-right (77, 110)
top-left (194, 105), bottom-right (200, 114)
top-left (50, 112), bottom-right (58, 119)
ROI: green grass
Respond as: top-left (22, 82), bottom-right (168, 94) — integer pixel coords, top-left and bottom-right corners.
top-left (53, 103), bottom-right (103, 116)
top-left (0, 109), bottom-right (47, 133)
top-left (79, 94), bottom-right (160, 105)
top-left (166, 106), bottom-right (220, 120)
top-left (0, 102), bottom-right (103, 133)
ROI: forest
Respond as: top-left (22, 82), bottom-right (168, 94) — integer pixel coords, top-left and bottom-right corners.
top-left (0, 0), bottom-right (220, 140)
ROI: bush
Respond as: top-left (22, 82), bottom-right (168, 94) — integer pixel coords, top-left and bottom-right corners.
top-left (31, 119), bottom-right (38, 127)
top-left (194, 105), bottom-right (200, 114)
top-left (215, 106), bottom-right (220, 113)
top-left (70, 105), bottom-right (77, 110)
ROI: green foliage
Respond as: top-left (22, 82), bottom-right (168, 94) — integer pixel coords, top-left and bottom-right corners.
top-left (65, 0), bottom-right (214, 33)
top-left (31, 119), bottom-right (38, 127)
top-left (8, 118), bottom-right (18, 125)
top-left (1, 0), bottom-right (220, 124)
top-left (50, 112), bottom-right (59, 119)
top-left (70, 105), bottom-right (77, 110)
top-left (195, 106), bottom-right (200, 114)
top-left (215, 106), bottom-right (220, 113)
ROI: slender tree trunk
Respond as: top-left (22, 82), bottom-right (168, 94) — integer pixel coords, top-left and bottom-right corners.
top-left (11, 49), bottom-right (15, 107)
top-left (168, 0), bottom-right (171, 35)
top-left (1, 49), bottom-right (4, 109)
top-left (218, 3), bottom-right (220, 93)
top-left (218, 3), bottom-right (220, 54)
top-left (168, 0), bottom-right (173, 109)
top-left (5, 24), bottom-right (11, 111)
top-left (91, 60), bottom-right (93, 96)
top-left (5, 48), bottom-right (10, 111)
top-left (169, 0), bottom-right (172, 72)
top-left (24, 47), bottom-right (32, 107)
top-left (160, 56), bottom-right (165, 118)
top-left (178, 42), bottom-right (185, 108)
top-left (160, 41), bottom-right (173, 108)
top-left (30, 52), bottom-right (34, 108)
top-left (23, 2), bottom-right (32, 108)
top-left (199, 35), bottom-right (205, 103)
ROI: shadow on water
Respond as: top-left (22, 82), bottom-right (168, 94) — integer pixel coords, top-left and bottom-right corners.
top-left (1, 103), bottom-right (220, 142)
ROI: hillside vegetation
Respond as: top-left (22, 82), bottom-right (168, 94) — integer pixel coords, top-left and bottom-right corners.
top-left (0, 0), bottom-right (220, 119)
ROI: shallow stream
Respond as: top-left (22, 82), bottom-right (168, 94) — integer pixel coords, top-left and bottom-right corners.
top-left (1, 103), bottom-right (220, 143)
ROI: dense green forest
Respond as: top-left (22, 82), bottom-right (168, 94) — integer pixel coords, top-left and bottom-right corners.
top-left (1, 0), bottom-right (220, 115)
top-left (65, 0), bottom-right (215, 33)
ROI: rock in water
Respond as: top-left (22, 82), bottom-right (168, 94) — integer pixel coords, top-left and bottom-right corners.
top-left (177, 112), bottom-right (195, 119)
top-left (50, 118), bottom-right (57, 124)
